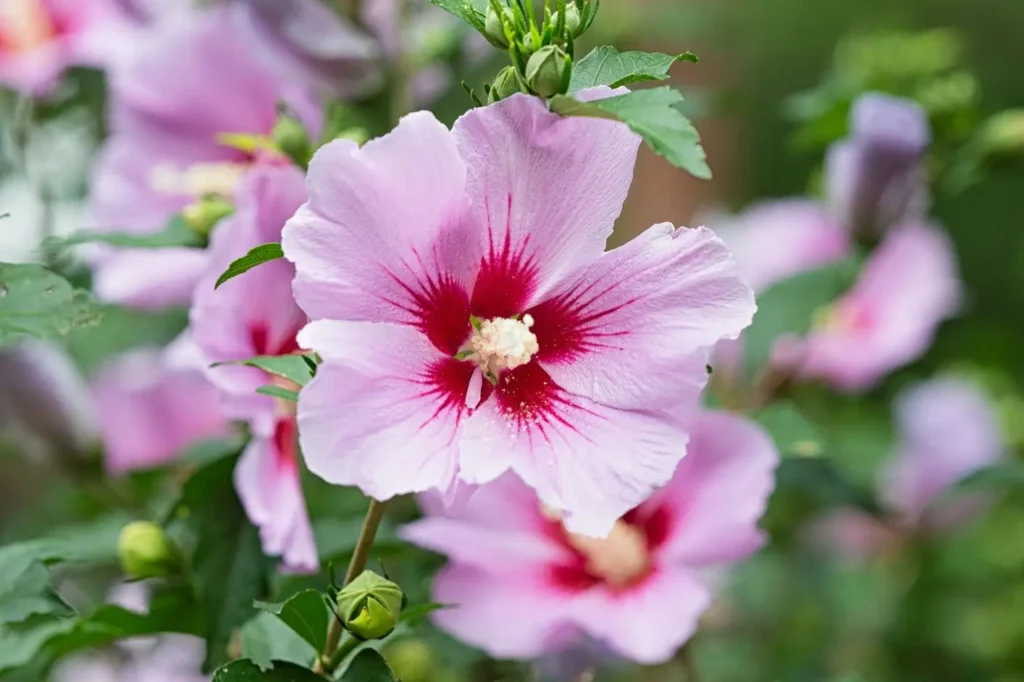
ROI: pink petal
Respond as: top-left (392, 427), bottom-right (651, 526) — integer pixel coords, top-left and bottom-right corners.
top-left (452, 93), bottom-right (641, 313)
top-left (570, 567), bottom-right (711, 664)
top-left (800, 222), bottom-right (961, 391)
top-left (430, 564), bottom-right (578, 659)
top-left (295, 320), bottom-right (470, 500)
top-left (234, 420), bottom-right (319, 573)
top-left (459, 363), bottom-right (688, 538)
top-left (803, 509), bottom-right (902, 561)
top-left (529, 224), bottom-right (755, 409)
top-left (92, 248), bottom-right (208, 309)
top-left (652, 411), bottom-right (778, 565)
top-left (282, 113), bottom-right (477, 355)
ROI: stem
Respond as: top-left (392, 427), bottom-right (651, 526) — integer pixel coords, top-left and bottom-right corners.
top-left (388, 0), bottom-right (412, 126)
top-left (314, 498), bottom-right (388, 676)
top-left (680, 645), bottom-right (701, 682)
top-left (327, 634), bottom-right (361, 671)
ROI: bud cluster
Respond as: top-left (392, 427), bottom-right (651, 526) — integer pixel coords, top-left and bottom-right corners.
top-left (479, 0), bottom-right (598, 103)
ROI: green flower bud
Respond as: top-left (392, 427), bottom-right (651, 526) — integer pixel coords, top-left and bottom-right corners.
top-left (182, 195), bottom-right (234, 238)
top-left (336, 570), bottom-right (403, 641)
top-left (519, 32), bottom-right (540, 59)
top-left (488, 66), bottom-right (523, 104)
top-left (484, 6), bottom-right (512, 49)
top-left (118, 521), bottom-right (180, 579)
top-left (979, 110), bottom-right (1024, 159)
top-left (272, 114), bottom-right (312, 168)
top-left (385, 639), bottom-right (435, 682)
top-left (553, 3), bottom-right (582, 37)
top-left (525, 45), bottom-right (571, 98)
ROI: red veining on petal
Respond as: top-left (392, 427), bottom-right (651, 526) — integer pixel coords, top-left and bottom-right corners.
top-left (380, 248), bottom-right (471, 356)
top-left (411, 358), bottom-right (492, 442)
top-left (273, 416), bottom-right (298, 472)
top-left (493, 363), bottom-right (597, 443)
top-left (471, 193), bottom-right (539, 320)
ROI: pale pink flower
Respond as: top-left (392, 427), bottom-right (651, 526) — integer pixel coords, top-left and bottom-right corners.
top-left (401, 410), bottom-right (778, 663)
top-left (190, 163), bottom-right (317, 573)
top-left (92, 344), bottom-right (229, 475)
top-left (283, 92), bottom-right (756, 536)
top-left (799, 222), bottom-right (961, 391)
top-left (809, 376), bottom-right (1004, 560)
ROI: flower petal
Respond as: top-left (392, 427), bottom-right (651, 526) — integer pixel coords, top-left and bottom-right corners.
top-left (570, 567), bottom-right (711, 664)
top-left (530, 224), bottom-right (755, 409)
top-left (453, 93), bottom-right (642, 316)
top-left (295, 320), bottom-right (472, 500)
top-left (92, 248), bottom-right (208, 309)
top-left (459, 363), bottom-right (687, 538)
top-left (282, 113), bottom-right (476, 355)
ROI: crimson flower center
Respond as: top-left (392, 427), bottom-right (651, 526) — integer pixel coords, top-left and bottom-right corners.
top-left (562, 518), bottom-right (651, 588)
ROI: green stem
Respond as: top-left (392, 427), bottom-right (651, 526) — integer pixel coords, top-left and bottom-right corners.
top-left (327, 634), bottom-right (361, 671)
top-left (314, 498), bottom-right (388, 676)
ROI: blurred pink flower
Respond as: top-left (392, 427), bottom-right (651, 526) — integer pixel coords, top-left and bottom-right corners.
top-left (284, 93), bottom-right (755, 536)
top-left (401, 410), bottom-right (778, 663)
top-left (190, 163), bottom-right (317, 573)
top-left (92, 344), bottom-right (229, 476)
top-left (88, 5), bottom-right (321, 308)
top-left (0, 0), bottom-right (131, 94)
top-left (809, 376), bottom-right (1004, 560)
top-left (799, 222), bottom-right (961, 391)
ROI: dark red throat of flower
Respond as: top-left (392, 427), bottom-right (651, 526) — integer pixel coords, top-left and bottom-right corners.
top-left (273, 417), bottom-right (298, 471)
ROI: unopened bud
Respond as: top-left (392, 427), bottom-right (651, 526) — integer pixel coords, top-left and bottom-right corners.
top-left (553, 3), bottom-right (582, 37)
top-left (182, 195), bottom-right (234, 238)
top-left (118, 521), bottom-right (180, 579)
top-left (336, 570), bottom-right (403, 641)
top-left (272, 114), bottom-right (312, 169)
top-left (979, 110), bottom-right (1024, 159)
top-left (488, 66), bottom-right (523, 104)
top-left (484, 6), bottom-right (512, 49)
top-left (525, 45), bottom-right (571, 98)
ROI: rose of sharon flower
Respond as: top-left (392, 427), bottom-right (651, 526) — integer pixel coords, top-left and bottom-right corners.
top-left (92, 345), bottom-right (229, 475)
top-left (810, 376), bottom-right (1005, 560)
top-left (191, 163), bottom-right (317, 573)
top-left (283, 92), bottom-right (756, 537)
top-left (88, 4), bottom-right (320, 309)
top-left (0, 0), bottom-right (129, 94)
top-left (401, 410), bottom-right (778, 663)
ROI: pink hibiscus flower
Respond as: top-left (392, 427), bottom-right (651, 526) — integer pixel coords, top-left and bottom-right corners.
top-left (283, 92), bottom-right (756, 536)
top-left (401, 410), bottom-right (778, 663)
top-left (190, 163), bottom-right (317, 573)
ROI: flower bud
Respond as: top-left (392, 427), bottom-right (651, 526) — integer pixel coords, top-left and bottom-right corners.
top-left (488, 66), bottom-right (523, 104)
top-left (182, 195), bottom-right (234, 238)
top-left (979, 110), bottom-right (1024, 159)
top-left (525, 45), bottom-right (571, 98)
top-left (336, 570), bottom-right (403, 640)
top-left (118, 521), bottom-right (180, 579)
top-left (553, 3), bottom-right (582, 37)
top-left (484, 5), bottom-right (512, 49)
top-left (272, 114), bottom-right (313, 169)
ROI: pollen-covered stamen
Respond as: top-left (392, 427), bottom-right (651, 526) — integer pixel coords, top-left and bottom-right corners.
top-left (543, 506), bottom-right (651, 587)
top-left (463, 314), bottom-right (539, 376)
top-left (149, 162), bottom-right (249, 199)
top-left (0, 0), bottom-right (55, 53)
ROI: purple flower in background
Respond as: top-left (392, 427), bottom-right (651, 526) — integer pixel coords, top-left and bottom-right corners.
top-left (88, 5), bottom-right (321, 308)
top-left (92, 343), bottom-right (229, 475)
top-left (284, 92), bottom-right (755, 536)
top-left (826, 92), bottom-right (931, 238)
top-left (190, 163), bottom-right (317, 573)
top-left (809, 376), bottom-right (1004, 560)
top-left (799, 221), bottom-right (961, 391)
top-left (401, 410), bottom-right (777, 663)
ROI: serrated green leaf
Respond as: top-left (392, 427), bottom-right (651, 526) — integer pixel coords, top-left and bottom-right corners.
top-left (240, 612), bottom-right (317, 672)
top-left (254, 590), bottom-right (330, 654)
top-left (0, 561), bottom-right (73, 624)
top-left (52, 215), bottom-right (204, 250)
top-left (549, 87), bottom-right (711, 179)
top-left (216, 355), bottom-right (314, 387)
top-left (0, 617), bottom-right (76, 674)
top-left (214, 243), bottom-right (285, 289)
top-left (213, 659), bottom-right (324, 681)
top-left (428, 0), bottom-right (488, 30)
top-left (742, 257), bottom-right (861, 381)
top-left (0, 263), bottom-right (103, 346)
top-left (569, 47), bottom-right (696, 94)
top-left (340, 649), bottom-right (397, 682)
top-left (256, 385), bottom-right (299, 402)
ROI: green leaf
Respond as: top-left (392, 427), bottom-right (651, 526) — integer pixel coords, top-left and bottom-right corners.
top-left (742, 257), bottom-right (861, 381)
top-left (0, 263), bottom-right (103, 346)
top-left (53, 215), bottom-right (204, 250)
top-left (214, 243), bottom-right (285, 289)
top-left (569, 47), bottom-right (697, 94)
top-left (775, 457), bottom-right (883, 516)
top-left (950, 462), bottom-right (1024, 493)
top-left (174, 455), bottom-right (272, 671)
top-left (256, 385), bottom-right (299, 402)
top-left (427, 0), bottom-right (487, 30)
top-left (340, 649), bottom-right (397, 682)
top-left (0, 560), bottom-right (72, 624)
top-left (549, 87), bottom-right (711, 179)
top-left (0, 617), bottom-right (76, 674)
top-left (216, 355), bottom-right (314, 387)
top-left (254, 590), bottom-right (330, 654)
top-left (213, 659), bottom-right (324, 681)
top-left (240, 613), bottom-right (317, 672)
top-left (754, 402), bottom-right (826, 458)
top-left (398, 602), bottom-right (448, 626)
